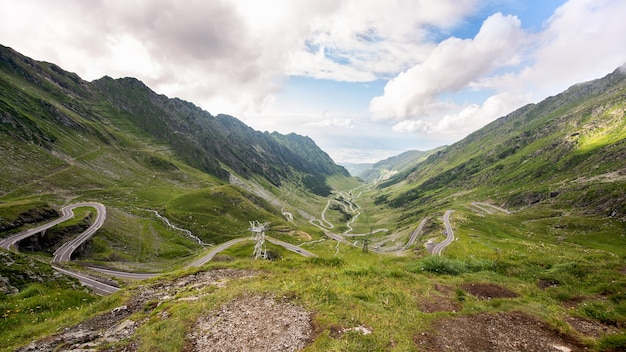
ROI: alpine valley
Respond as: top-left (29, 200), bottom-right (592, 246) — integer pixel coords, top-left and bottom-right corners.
top-left (1, 44), bottom-right (625, 351)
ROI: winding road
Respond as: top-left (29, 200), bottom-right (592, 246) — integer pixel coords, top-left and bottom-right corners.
top-left (0, 203), bottom-right (97, 251)
top-left (403, 217), bottom-right (428, 250)
top-left (471, 202), bottom-right (511, 214)
top-left (1, 202), bottom-right (319, 290)
top-left (53, 266), bottom-right (120, 295)
top-left (431, 210), bottom-right (455, 255)
top-left (0, 202), bottom-right (120, 294)
top-left (1, 198), bottom-right (501, 294)
top-left (53, 202), bottom-right (107, 262)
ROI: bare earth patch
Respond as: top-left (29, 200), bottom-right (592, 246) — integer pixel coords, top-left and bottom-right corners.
top-left (461, 282), bottom-right (518, 299)
top-left (419, 297), bottom-right (461, 313)
top-left (16, 268), bottom-right (258, 352)
top-left (188, 294), bottom-right (312, 352)
top-left (565, 315), bottom-right (621, 338)
top-left (414, 311), bottom-right (585, 352)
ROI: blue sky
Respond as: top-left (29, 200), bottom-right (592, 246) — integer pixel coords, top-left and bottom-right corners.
top-left (2, 0), bottom-right (626, 163)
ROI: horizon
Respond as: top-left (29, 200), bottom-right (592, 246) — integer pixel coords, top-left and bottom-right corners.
top-left (2, 0), bottom-right (626, 163)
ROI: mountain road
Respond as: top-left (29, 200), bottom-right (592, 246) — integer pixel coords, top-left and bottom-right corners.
top-left (52, 202), bottom-right (107, 263)
top-left (431, 210), bottom-right (455, 255)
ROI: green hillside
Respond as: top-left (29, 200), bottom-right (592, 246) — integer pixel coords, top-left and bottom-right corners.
top-left (376, 66), bottom-right (626, 218)
top-left (0, 44), bottom-right (350, 268)
top-left (1, 46), bottom-right (625, 351)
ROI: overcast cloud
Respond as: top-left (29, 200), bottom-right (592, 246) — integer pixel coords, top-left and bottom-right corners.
top-left (1, 0), bottom-right (626, 163)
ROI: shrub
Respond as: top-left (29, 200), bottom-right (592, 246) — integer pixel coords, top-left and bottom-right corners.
top-left (411, 256), bottom-right (495, 275)
top-left (597, 333), bottom-right (626, 352)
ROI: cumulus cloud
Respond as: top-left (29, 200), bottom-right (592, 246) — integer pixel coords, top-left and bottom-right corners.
top-left (521, 0), bottom-right (626, 95)
top-left (287, 0), bottom-right (477, 79)
top-left (370, 13), bottom-right (525, 121)
top-left (392, 92), bottom-right (530, 136)
top-left (0, 0), bottom-right (478, 117)
top-left (373, 0), bottom-right (626, 142)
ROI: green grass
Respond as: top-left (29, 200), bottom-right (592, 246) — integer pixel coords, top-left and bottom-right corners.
top-left (3, 202), bottom-right (626, 351)
top-left (1, 51), bottom-right (625, 351)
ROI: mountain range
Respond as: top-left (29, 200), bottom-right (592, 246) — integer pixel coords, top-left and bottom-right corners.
top-left (1, 45), bottom-right (625, 351)
top-left (375, 65), bottom-right (626, 218)
top-left (0, 44), bottom-right (347, 199)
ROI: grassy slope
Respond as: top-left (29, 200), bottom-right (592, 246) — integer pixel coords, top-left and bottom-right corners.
top-left (1, 48), bottom-right (625, 351)
top-left (372, 68), bottom-right (626, 226)
top-left (4, 203), bottom-right (624, 351)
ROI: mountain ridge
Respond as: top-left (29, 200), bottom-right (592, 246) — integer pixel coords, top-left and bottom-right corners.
top-left (376, 65), bottom-right (626, 217)
top-left (0, 44), bottom-right (347, 197)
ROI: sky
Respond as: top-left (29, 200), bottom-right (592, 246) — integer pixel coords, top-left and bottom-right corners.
top-left (2, 0), bottom-right (626, 163)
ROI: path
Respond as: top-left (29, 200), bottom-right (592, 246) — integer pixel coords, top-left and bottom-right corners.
top-left (431, 210), bottom-right (455, 255)
top-left (471, 202), bottom-right (511, 214)
top-left (403, 217), bottom-right (428, 249)
top-left (53, 203), bottom-right (107, 262)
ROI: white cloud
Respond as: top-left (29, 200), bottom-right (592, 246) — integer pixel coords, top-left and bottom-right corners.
top-left (521, 0), bottom-right (626, 95)
top-left (374, 0), bottom-right (626, 149)
top-left (370, 13), bottom-right (525, 121)
top-left (305, 118), bottom-right (355, 128)
top-left (287, 0), bottom-right (478, 80)
top-left (2, 0), bottom-right (626, 163)
top-left (0, 0), bottom-right (479, 117)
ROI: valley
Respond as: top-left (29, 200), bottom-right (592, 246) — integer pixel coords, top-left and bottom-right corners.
top-left (0, 45), bottom-right (625, 351)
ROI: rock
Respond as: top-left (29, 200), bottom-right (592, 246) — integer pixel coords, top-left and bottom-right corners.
top-left (0, 276), bottom-right (18, 294)
top-left (102, 319), bottom-right (136, 343)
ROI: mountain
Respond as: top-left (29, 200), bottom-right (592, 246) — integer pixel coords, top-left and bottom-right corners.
top-left (377, 65), bottom-right (626, 217)
top-left (344, 148), bottom-right (445, 182)
top-left (1, 46), bottom-right (626, 352)
top-left (0, 44), bottom-right (347, 198)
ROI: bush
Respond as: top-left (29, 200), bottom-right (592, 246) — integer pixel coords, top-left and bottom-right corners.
top-left (597, 333), bottom-right (626, 352)
top-left (307, 257), bottom-right (343, 267)
top-left (411, 256), bottom-right (495, 275)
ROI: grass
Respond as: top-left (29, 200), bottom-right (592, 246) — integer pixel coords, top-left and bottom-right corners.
top-left (2, 201), bottom-right (626, 351)
top-left (117, 217), bottom-right (622, 351)
top-left (1, 58), bottom-right (625, 350)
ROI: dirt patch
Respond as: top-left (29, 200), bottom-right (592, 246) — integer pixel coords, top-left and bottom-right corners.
top-left (414, 311), bottom-right (585, 352)
top-left (188, 294), bottom-right (313, 352)
top-left (565, 315), bottom-right (621, 338)
top-left (538, 278), bottom-right (559, 289)
top-left (461, 283), bottom-right (518, 299)
top-left (434, 284), bottom-right (454, 295)
top-left (16, 268), bottom-right (258, 352)
top-left (560, 296), bottom-right (587, 309)
top-left (419, 297), bottom-right (461, 313)
top-left (418, 284), bottom-right (461, 313)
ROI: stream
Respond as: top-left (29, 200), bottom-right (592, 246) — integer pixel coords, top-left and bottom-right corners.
top-left (151, 210), bottom-right (208, 246)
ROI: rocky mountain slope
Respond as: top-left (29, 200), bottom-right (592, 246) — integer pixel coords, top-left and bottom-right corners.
top-left (344, 148), bottom-right (444, 183)
top-left (0, 44), bottom-right (347, 198)
top-left (377, 66), bottom-right (626, 217)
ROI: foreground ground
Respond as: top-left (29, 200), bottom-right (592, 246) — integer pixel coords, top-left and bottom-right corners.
top-left (2, 203), bottom-right (625, 351)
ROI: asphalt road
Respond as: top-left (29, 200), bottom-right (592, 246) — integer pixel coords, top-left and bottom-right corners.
top-left (87, 266), bottom-right (159, 280)
top-left (471, 202), bottom-right (511, 214)
top-left (52, 265), bottom-right (120, 295)
top-left (52, 202), bottom-right (107, 262)
top-left (0, 202), bottom-right (119, 294)
top-left (0, 204), bottom-right (84, 250)
top-left (431, 210), bottom-right (455, 255)
top-left (185, 235), bottom-right (318, 269)
top-left (266, 237), bottom-right (317, 258)
top-left (403, 217), bottom-right (429, 250)
top-left (186, 238), bottom-right (251, 268)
